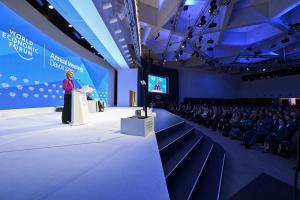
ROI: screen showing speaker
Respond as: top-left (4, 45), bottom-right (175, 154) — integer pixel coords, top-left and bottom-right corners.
top-left (148, 74), bottom-right (168, 94)
top-left (0, 3), bottom-right (109, 110)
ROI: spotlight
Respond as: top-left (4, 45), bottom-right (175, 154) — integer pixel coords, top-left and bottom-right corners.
top-left (209, 0), bottom-right (217, 14)
top-left (254, 50), bottom-right (262, 55)
top-left (183, 5), bottom-right (189, 11)
top-left (198, 16), bottom-right (206, 27)
top-left (198, 35), bottom-right (203, 42)
top-left (48, 5), bottom-right (54, 9)
top-left (221, 0), bottom-right (231, 6)
top-left (246, 67), bottom-right (250, 71)
top-left (154, 32), bottom-right (160, 40)
top-left (208, 22), bottom-right (217, 28)
top-left (181, 41), bottom-right (186, 48)
top-left (187, 31), bottom-right (193, 40)
top-left (207, 39), bottom-right (214, 44)
top-left (208, 4), bottom-right (217, 14)
top-left (281, 38), bottom-right (290, 43)
top-left (68, 24), bottom-right (73, 28)
top-left (262, 67), bottom-right (266, 72)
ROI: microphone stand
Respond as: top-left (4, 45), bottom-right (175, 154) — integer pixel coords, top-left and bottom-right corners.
top-left (140, 80), bottom-right (147, 118)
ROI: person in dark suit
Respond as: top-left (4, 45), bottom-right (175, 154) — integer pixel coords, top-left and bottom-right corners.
top-left (62, 70), bottom-right (75, 124)
top-left (263, 118), bottom-right (286, 153)
top-left (243, 114), bottom-right (273, 148)
top-left (285, 114), bottom-right (298, 139)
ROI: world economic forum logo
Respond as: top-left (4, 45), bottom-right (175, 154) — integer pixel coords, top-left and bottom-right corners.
top-left (1, 29), bottom-right (39, 61)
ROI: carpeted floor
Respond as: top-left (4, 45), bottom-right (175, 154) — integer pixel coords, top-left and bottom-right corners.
top-left (229, 173), bottom-right (299, 200)
top-left (185, 120), bottom-right (298, 200)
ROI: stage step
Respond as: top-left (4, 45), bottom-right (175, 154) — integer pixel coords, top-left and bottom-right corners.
top-left (158, 125), bottom-right (195, 151)
top-left (156, 121), bottom-right (186, 136)
top-left (161, 132), bottom-right (204, 178)
top-left (155, 110), bottom-right (226, 200)
top-left (189, 143), bottom-right (226, 200)
top-left (166, 136), bottom-right (214, 200)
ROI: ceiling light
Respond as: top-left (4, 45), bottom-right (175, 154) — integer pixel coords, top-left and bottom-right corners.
top-left (207, 39), bottom-right (214, 44)
top-left (80, 36), bottom-right (84, 39)
top-left (124, 50), bottom-right (129, 53)
top-left (187, 31), bottom-right (193, 40)
top-left (208, 22), bottom-right (217, 28)
top-left (115, 29), bottom-right (122, 34)
top-left (281, 38), bottom-right (290, 44)
top-left (122, 45), bottom-right (127, 49)
top-left (90, 45), bottom-right (93, 48)
top-left (68, 24), bottom-right (73, 28)
top-left (109, 18), bottom-right (118, 24)
top-left (198, 16), bottom-right (206, 27)
top-left (181, 41), bottom-right (186, 48)
top-left (154, 32), bottom-right (160, 40)
top-left (119, 38), bottom-right (125, 42)
top-left (102, 2), bottom-right (112, 10)
top-left (254, 50), bottom-right (262, 55)
top-left (48, 5), bottom-right (54, 9)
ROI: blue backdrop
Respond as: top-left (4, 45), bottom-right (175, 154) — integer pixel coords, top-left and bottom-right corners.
top-left (0, 3), bottom-right (109, 110)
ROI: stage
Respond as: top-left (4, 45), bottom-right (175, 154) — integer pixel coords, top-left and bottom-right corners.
top-left (0, 107), bottom-right (178, 200)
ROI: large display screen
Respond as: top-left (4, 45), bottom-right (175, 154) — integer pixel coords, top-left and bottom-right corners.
top-left (0, 3), bottom-right (109, 110)
top-left (148, 74), bottom-right (168, 94)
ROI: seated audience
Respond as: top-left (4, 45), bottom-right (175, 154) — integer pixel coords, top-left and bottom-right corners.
top-left (166, 101), bottom-right (299, 157)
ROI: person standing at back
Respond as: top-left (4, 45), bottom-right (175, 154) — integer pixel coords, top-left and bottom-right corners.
top-left (62, 70), bottom-right (75, 124)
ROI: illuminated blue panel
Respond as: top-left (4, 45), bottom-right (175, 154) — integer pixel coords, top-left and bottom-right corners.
top-left (148, 75), bottom-right (168, 94)
top-left (236, 57), bottom-right (270, 63)
top-left (0, 3), bottom-right (109, 109)
top-left (48, 0), bottom-right (129, 69)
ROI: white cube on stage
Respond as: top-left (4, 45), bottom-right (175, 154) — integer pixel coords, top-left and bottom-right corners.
top-left (120, 116), bottom-right (155, 136)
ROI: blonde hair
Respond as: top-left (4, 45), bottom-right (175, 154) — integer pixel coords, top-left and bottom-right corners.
top-left (66, 70), bottom-right (74, 77)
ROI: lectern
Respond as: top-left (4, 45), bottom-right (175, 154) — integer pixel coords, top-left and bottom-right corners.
top-left (71, 86), bottom-right (93, 126)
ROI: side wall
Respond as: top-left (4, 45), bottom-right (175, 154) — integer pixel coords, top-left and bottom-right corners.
top-left (117, 68), bottom-right (138, 107)
top-left (241, 74), bottom-right (300, 98)
top-left (179, 69), bottom-right (241, 102)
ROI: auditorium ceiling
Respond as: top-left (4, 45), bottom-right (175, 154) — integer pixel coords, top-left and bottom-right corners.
top-left (138, 0), bottom-right (300, 72)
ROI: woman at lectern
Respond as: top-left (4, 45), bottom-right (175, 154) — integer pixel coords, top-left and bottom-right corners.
top-left (62, 70), bottom-right (75, 124)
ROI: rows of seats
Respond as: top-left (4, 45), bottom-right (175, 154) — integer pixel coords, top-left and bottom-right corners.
top-left (166, 103), bottom-right (300, 157)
